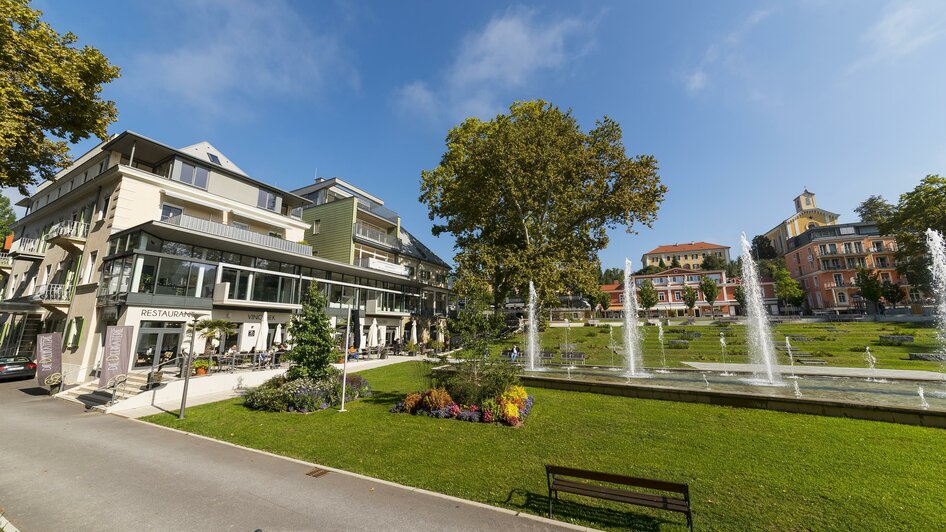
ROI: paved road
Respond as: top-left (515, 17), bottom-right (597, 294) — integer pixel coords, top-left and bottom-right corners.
top-left (0, 379), bottom-right (578, 532)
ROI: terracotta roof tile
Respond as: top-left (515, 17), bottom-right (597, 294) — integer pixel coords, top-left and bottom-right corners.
top-left (644, 242), bottom-right (729, 255)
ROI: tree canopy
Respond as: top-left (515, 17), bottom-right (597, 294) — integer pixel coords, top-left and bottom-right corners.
top-left (751, 235), bottom-right (779, 260)
top-left (878, 175), bottom-right (946, 291)
top-left (1, 0), bottom-right (120, 193)
top-left (772, 263), bottom-right (805, 307)
top-left (855, 195), bottom-right (895, 224)
top-left (699, 276), bottom-right (719, 315)
top-left (700, 254), bottom-right (726, 271)
top-left (854, 268), bottom-right (883, 314)
top-left (600, 267), bottom-right (624, 284)
top-left (0, 195), bottom-right (15, 241)
top-left (682, 286), bottom-right (698, 315)
top-left (286, 285), bottom-right (337, 380)
top-left (420, 100), bottom-right (666, 310)
top-left (637, 280), bottom-right (658, 313)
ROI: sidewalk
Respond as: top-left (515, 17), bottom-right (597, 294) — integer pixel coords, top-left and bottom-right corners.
top-left (117, 355), bottom-right (421, 418)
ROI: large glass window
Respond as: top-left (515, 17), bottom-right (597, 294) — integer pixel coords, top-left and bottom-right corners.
top-left (177, 161), bottom-right (209, 188)
top-left (258, 189), bottom-right (277, 211)
top-left (155, 258), bottom-right (191, 296)
top-left (137, 255), bottom-right (159, 293)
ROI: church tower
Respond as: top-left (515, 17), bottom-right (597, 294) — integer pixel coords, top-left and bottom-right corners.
top-left (793, 189), bottom-right (817, 213)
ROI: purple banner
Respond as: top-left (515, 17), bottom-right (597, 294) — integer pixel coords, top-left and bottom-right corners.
top-left (99, 326), bottom-right (133, 388)
top-left (35, 332), bottom-right (62, 387)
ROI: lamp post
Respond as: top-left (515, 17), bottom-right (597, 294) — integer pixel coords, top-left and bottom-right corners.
top-left (179, 312), bottom-right (201, 420)
top-left (339, 288), bottom-right (359, 413)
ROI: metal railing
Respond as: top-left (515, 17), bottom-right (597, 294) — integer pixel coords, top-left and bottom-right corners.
top-left (353, 222), bottom-right (400, 249)
top-left (31, 283), bottom-right (73, 303)
top-left (0, 253), bottom-right (11, 268)
top-left (160, 213), bottom-right (312, 256)
top-left (47, 220), bottom-right (90, 241)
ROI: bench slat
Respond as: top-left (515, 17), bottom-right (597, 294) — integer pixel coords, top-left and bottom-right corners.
top-left (551, 479), bottom-right (689, 512)
top-left (546, 465), bottom-right (688, 494)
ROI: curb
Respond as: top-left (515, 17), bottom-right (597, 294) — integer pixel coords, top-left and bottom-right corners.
top-left (122, 415), bottom-right (594, 531)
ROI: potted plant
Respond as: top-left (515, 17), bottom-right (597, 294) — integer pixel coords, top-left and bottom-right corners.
top-left (405, 340), bottom-right (418, 356)
top-left (193, 359), bottom-right (210, 376)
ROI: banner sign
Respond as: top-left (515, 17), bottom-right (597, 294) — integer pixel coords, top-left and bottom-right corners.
top-left (35, 332), bottom-right (62, 387)
top-left (99, 326), bottom-right (133, 388)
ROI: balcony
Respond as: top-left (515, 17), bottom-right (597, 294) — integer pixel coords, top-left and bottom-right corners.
top-left (817, 248), bottom-right (867, 257)
top-left (9, 237), bottom-right (45, 260)
top-left (353, 222), bottom-right (401, 250)
top-left (0, 253), bottom-right (12, 271)
top-left (356, 199), bottom-right (399, 224)
top-left (356, 257), bottom-right (409, 276)
top-left (823, 282), bottom-right (849, 289)
top-left (160, 213), bottom-right (312, 256)
top-left (30, 283), bottom-right (73, 310)
top-left (46, 221), bottom-right (89, 252)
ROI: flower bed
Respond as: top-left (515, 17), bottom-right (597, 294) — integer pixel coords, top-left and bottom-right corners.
top-left (244, 370), bottom-right (371, 413)
top-left (391, 385), bottom-right (534, 426)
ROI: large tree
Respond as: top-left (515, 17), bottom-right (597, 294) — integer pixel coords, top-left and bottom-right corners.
top-left (699, 276), bottom-right (719, 317)
top-left (600, 267), bottom-right (624, 284)
top-left (854, 268), bottom-right (883, 316)
top-left (286, 285), bottom-right (337, 380)
top-left (420, 100), bottom-right (665, 311)
top-left (682, 286), bottom-right (698, 316)
top-left (751, 235), bottom-right (779, 260)
top-left (0, 195), bottom-right (15, 241)
top-left (878, 175), bottom-right (946, 291)
top-left (855, 195), bottom-right (895, 223)
top-left (637, 280), bottom-right (659, 316)
top-left (772, 263), bottom-right (805, 309)
top-left (881, 280), bottom-right (905, 309)
top-left (700, 254), bottom-right (726, 271)
top-left (1, 0), bottom-right (120, 193)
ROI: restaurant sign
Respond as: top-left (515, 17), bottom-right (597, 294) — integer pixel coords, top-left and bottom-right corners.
top-left (35, 332), bottom-right (62, 387)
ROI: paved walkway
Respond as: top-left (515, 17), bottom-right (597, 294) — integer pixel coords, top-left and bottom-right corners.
top-left (116, 355), bottom-right (423, 418)
top-left (684, 362), bottom-right (946, 381)
top-left (0, 379), bottom-right (582, 531)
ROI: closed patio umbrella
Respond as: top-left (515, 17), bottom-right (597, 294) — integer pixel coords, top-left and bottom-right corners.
top-left (272, 323), bottom-right (283, 347)
top-left (368, 318), bottom-right (378, 348)
top-left (256, 312), bottom-right (269, 351)
top-left (410, 320), bottom-right (418, 345)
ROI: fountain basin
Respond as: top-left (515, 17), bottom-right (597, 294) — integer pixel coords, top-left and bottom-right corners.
top-left (520, 367), bottom-right (946, 429)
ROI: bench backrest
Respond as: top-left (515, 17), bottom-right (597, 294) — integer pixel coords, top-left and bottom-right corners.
top-left (546, 464), bottom-right (688, 495)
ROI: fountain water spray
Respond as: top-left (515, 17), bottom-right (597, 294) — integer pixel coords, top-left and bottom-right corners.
top-left (785, 337), bottom-right (798, 380)
top-left (926, 229), bottom-right (946, 358)
top-left (918, 386), bottom-right (930, 410)
top-left (526, 281), bottom-right (539, 371)
top-left (719, 332), bottom-right (734, 376)
top-left (656, 321), bottom-right (670, 373)
top-left (863, 346), bottom-right (886, 383)
top-left (622, 258), bottom-right (647, 377)
top-left (740, 233), bottom-right (782, 385)
top-left (793, 381), bottom-right (803, 398)
top-left (702, 374), bottom-right (710, 390)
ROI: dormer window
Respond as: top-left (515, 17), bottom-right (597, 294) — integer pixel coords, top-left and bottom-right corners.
top-left (258, 189), bottom-right (277, 211)
top-left (207, 153), bottom-right (221, 165)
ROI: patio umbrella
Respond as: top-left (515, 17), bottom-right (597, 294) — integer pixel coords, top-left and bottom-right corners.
top-left (379, 325), bottom-right (387, 347)
top-left (351, 311), bottom-right (361, 350)
top-left (368, 318), bottom-right (378, 348)
top-left (272, 323), bottom-right (283, 347)
top-left (410, 320), bottom-right (418, 345)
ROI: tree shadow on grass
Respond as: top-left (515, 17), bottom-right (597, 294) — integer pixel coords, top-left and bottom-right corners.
top-left (504, 488), bottom-right (681, 531)
top-left (363, 390), bottom-right (408, 407)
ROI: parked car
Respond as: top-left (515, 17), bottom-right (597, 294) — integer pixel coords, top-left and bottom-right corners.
top-left (0, 356), bottom-right (37, 381)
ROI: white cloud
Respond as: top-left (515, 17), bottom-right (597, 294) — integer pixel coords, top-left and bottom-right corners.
top-left (682, 6), bottom-right (778, 95)
top-left (394, 8), bottom-right (590, 121)
top-left (849, 0), bottom-right (946, 72)
top-left (127, 0), bottom-right (357, 117)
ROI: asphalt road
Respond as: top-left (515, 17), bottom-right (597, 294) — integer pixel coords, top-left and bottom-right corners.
top-left (0, 378), bottom-right (577, 532)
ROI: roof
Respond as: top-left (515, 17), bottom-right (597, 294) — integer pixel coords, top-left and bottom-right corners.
top-left (398, 227), bottom-right (450, 268)
top-left (600, 282), bottom-right (622, 291)
top-left (644, 242), bottom-right (729, 255)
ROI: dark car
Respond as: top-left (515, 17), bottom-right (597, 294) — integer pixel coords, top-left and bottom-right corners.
top-left (0, 356), bottom-right (37, 381)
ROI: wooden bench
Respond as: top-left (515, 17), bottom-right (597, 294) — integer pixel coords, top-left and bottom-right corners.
top-left (545, 465), bottom-right (693, 531)
top-left (560, 351), bottom-right (586, 364)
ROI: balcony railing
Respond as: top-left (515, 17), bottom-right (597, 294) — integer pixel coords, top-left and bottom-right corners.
top-left (47, 220), bottom-right (90, 241)
top-left (353, 222), bottom-right (401, 249)
top-left (356, 199), bottom-right (399, 224)
top-left (10, 237), bottom-right (45, 256)
top-left (823, 282), bottom-right (848, 289)
top-left (816, 248), bottom-right (867, 257)
top-left (160, 214), bottom-right (312, 256)
top-left (31, 283), bottom-right (73, 303)
top-left (356, 257), bottom-right (409, 276)
top-left (0, 253), bottom-right (11, 268)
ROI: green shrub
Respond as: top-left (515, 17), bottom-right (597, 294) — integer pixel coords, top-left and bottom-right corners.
top-left (422, 388), bottom-right (453, 410)
top-left (669, 340), bottom-right (689, 349)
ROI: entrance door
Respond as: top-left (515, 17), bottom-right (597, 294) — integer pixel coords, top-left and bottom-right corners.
top-left (134, 332), bottom-right (159, 369)
top-left (134, 328), bottom-right (183, 370)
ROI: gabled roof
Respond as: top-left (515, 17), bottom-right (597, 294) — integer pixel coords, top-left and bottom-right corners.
top-left (399, 227), bottom-right (450, 268)
top-left (600, 282), bottom-right (622, 292)
top-left (178, 141), bottom-right (247, 176)
top-left (644, 242), bottom-right (729, 255)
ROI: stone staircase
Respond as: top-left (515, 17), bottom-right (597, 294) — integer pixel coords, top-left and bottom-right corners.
top-left (57, 371), bottom-right (154, 411)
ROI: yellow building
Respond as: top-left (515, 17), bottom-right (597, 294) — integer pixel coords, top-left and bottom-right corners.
top-left (763, 190), bottom-right (839, 256)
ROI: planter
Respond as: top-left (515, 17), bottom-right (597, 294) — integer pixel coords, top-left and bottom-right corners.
top-left (337, 356), bottom-right (345, 364)
top-left (195, 367), bottom-right (208, 376)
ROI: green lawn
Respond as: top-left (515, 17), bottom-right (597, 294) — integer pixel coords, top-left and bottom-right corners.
top-left (146, 361), bottom-right (946, 531)
top-left (492, 321), bottom-right (944, 371)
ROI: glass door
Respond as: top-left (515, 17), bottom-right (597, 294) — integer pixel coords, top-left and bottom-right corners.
top-left (134, 332), bottom-right (159, 369)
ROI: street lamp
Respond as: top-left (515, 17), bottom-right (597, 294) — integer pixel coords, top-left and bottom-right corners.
top-left (179, 312), bottom-right (202, 420)
top-left (339, 288), bottom-right (359, 413)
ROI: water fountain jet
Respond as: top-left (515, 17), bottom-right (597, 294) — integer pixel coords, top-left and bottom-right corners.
top-left (740, 233), bottom-right (782, 386)
top-left (526, 281), bottom-right (540, 371)
top-left (622, 258), bottom-right (648, 377)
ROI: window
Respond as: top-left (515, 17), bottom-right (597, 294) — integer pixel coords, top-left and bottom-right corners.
top-left (160, 204), bottom-right (183, 221)
top-left (99, 193), bottom-right (111, 221)
top-left (673, 291), bottom-right (682, 300)
top-left (66, 317), bottom-right (84, 348)
top-left (312, 220), bottom-right (321, 234)
top-left (258, 189), bottom-right (277, 211)
top-left (837, 292), bottom-right (847, 304)
top-left (658, 292), bottom-right (666, 301)
top-left (207, 153), bottom-right (221, 165)
top-left (177, 161), bottom-right (209, 188)
top-left (84, 252), bottom-right (98, 284)
top-left (833, 273), bottom-right (843, 286)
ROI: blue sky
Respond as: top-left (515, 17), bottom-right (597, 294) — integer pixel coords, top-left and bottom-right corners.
top-left (15, 0), bottom-right (946, 270)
